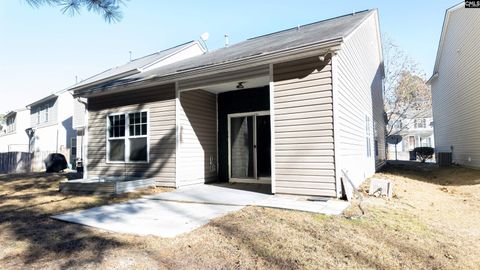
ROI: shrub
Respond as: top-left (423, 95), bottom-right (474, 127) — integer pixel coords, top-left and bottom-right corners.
top-left (413, 147), bottom-right (434, 163)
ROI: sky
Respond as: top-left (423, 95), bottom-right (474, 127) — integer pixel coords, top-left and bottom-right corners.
top-left (0, 0), bottom-right (460, 112)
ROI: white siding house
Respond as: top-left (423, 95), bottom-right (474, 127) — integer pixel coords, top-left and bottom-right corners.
top-left (429, 3), bottom-right (480, 167)
top-left (0, 108), bottom-right (31, 152)
top-left (387, 113), bottom-right (435, 160)
top-left (27, 90), bottom-right (77, 168)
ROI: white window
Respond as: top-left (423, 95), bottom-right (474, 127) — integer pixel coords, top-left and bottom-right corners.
top-left (107, 111), bottom-right (148, 163)
top-left (36, 108), bottom-right (41, 124)
top-left (71, 137), bottom-right (77, 157)
top-left (366, 115), bottom-right (372, 157)
top-left (6, 115), bottom-right (15, 133)
top-left (414, 118), bottom-right (427, 129)
top-left (420, 137), bottom-right (432, 147)
top-left (408, 136), bottom-right (415, 150)
top-left (35, 104), bottom-right (51, 124)
top-left (44, 105), bottom-right (49, 122)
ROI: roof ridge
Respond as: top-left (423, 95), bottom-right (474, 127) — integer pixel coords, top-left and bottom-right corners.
top-left (129, 40), bottom-right (197, 62)
top-left (77, 40), bottom-right (197, 85)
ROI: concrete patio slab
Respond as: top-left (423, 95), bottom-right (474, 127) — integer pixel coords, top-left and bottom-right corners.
top-left (52, 198), bottom-right (243, 237)
top-left (145, 183), bottom-right (349, 215)
top-left (255, 196), bottom-right (349, 215)
top-left (52, 184), bottom-right (350, 237)
top-left (143, 184), bottom-right (271, 206)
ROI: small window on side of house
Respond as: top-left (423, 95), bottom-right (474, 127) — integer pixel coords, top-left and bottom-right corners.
top-left (45, 105), bottom-right (49, 123)
top-left (6, 115), bottom-right (15, 133)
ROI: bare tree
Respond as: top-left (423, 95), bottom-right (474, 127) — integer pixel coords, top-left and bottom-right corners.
top-left (383, 35), bottom-right (431, 138)
top-left (25, 0), bottom-right (126, 23)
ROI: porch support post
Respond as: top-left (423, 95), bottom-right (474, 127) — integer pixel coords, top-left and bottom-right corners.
top-left (269, 63), bottom-right (276, 194)
top-left (175, 81), bottom-right (180, 188)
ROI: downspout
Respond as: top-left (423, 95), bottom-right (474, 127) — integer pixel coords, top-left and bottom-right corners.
top-left (75, 96), bottom-right (89, 179)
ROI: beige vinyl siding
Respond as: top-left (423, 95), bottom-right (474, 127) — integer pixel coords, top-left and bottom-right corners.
top-left (335, 12), bottom-right (384, 195)
top-left (178, 89), bottom-right (217, 186)
top-left (87, 84), bottom-right (177, 187)
top-left (273, 56), bottom-right (336, 197)
top-left (431, 7), bottom-right (480, 167)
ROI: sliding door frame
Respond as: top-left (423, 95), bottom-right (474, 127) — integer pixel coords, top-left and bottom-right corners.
top-left (227, 110), bottom-right (271, 184)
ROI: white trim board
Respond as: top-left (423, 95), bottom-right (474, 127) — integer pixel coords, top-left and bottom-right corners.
top-left (269, 63), bottom-right (277, 194)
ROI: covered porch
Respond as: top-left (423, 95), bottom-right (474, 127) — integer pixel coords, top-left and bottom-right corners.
top-left (176, 54), bottom-right (337, 198)
top-left (176, 65), bottom-right (274, 192)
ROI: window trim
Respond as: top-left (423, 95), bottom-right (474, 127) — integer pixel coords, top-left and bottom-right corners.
top-left (36, 108), bottom-right (41, 124)
top-left (44, 104), bottom-right (49, 123)
top-left (106, 110), bottom-right (150, 164)
top-left (71, 137), bottom-right (77, 156)
top-left (6, 115), bottom-right (16, 133)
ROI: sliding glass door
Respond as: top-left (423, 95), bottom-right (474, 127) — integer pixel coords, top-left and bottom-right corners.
top-left (229, 112), bottom-right (271, 182)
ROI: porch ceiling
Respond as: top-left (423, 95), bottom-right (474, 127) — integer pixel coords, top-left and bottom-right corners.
top-left (196, 76), bottom-right (270, 94)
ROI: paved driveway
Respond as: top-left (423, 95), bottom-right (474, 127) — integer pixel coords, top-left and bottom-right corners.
top-left (53, 184), bottom-right (348, 237)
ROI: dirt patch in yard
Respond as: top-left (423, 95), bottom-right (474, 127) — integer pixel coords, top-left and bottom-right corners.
top-left (1, 165), bottom-right (479, 269)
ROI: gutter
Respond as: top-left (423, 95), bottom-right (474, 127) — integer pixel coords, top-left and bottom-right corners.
top-left (426, 72), bottom-right (438, 85)
top-left (26, 94), bottom-right (58, 109)
top-left (74, 38), bottom-right (343, 97)
top-left (69, 68), bottom-right (141, 92)
top-left (5, 111), bottom-right (16, 118)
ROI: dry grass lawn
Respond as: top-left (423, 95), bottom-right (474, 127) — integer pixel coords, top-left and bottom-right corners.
top-left (1, 163), bottom-right (479, 269)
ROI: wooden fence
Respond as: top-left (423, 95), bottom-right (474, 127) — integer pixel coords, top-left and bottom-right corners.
top-left (0, 152), bottom-right (32, 173)
top-left (0, 151), bottom-right (55, 173)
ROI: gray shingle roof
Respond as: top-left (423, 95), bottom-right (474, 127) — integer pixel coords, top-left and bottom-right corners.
top-left (75, 9), bottom-right (374, 96)
top-left (73, 41), bottom-right (200, 88)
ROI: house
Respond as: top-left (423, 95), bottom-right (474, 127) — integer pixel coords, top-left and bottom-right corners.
top-left (0, 108), bottom-right (31, 152)
top-left (72, 10), bottom-right (385, 198)
top-left (387, 111), bottom-right (435, 160)
top-left (71, 41), bottom-right (206, 169)
top-left (428, 3), bottom-right (480, 167)
top-left (26, 89), bottom-right (77, 168)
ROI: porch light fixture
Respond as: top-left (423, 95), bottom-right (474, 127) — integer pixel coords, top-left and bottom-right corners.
top-left (236, 81), bottom-right (245, 89)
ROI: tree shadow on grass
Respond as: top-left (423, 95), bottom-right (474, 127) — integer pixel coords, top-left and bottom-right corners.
top-left (0, 174), bottom-right (129, 268)
top-left (213, 207), bottom-right (449, 270)
top-left (1, 85), bottom-right (180, 268)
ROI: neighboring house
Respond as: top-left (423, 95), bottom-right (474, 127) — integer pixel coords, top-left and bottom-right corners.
top-left (70, 41), bottom-right (206, 169)
top-left (428, 3), bottom-right (480, 167)
top-left (72, 10), bottom-right (385, 199)
top-left (0, 108), bottom-right (30, 152)
top-left (387, 111), bottom-right (435, 160)
top-left (26, 89), bottom-right (77, 168)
